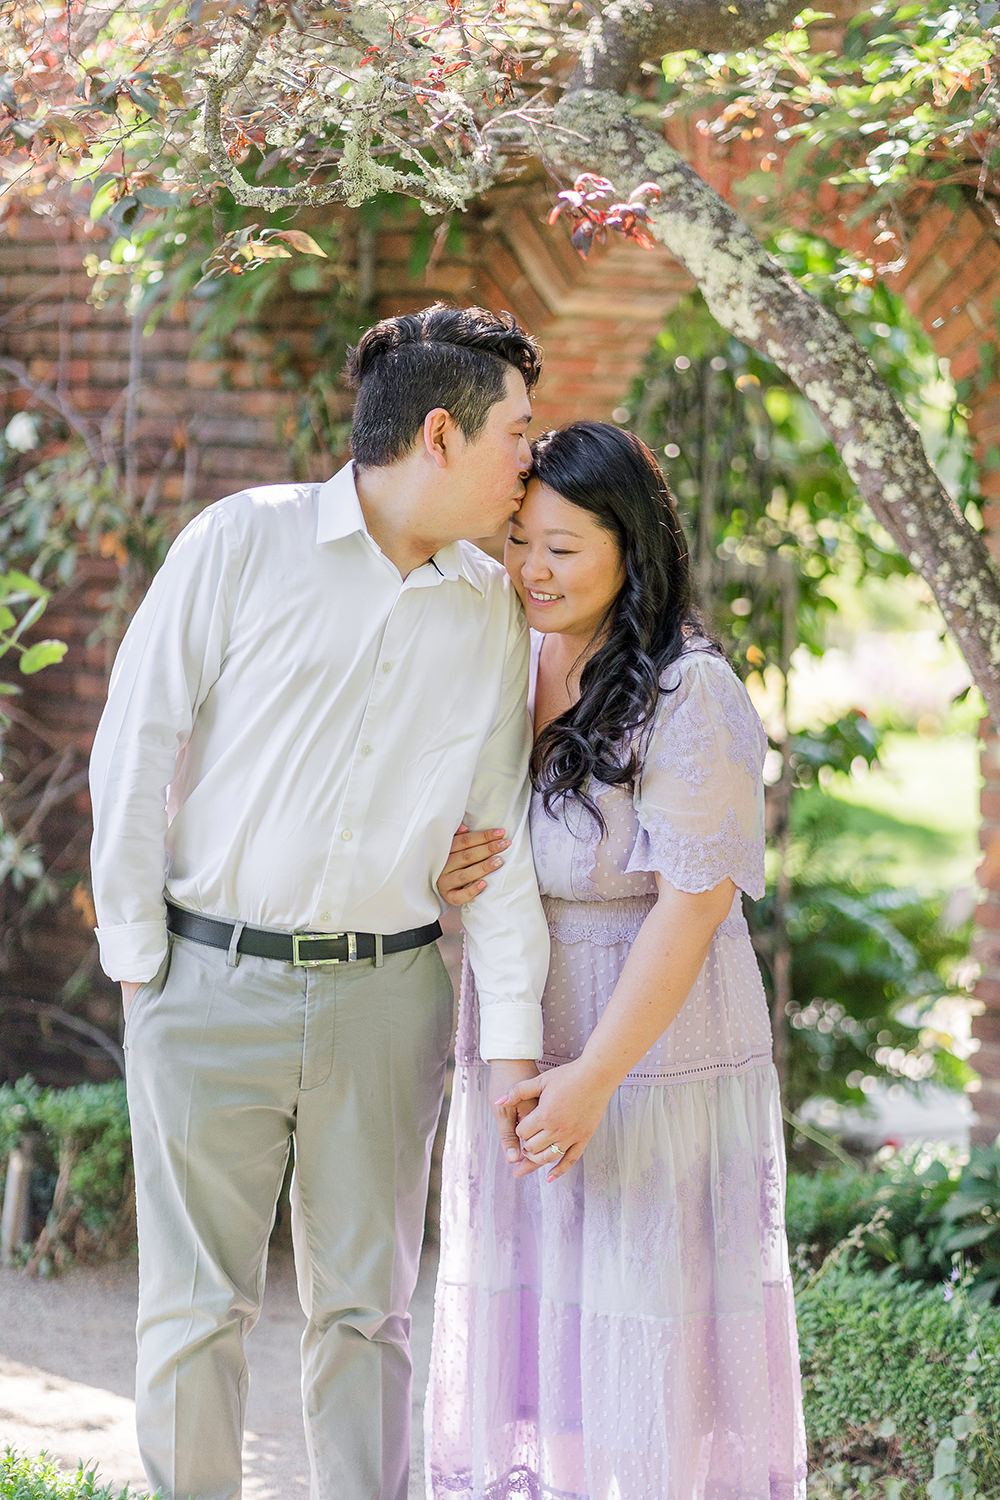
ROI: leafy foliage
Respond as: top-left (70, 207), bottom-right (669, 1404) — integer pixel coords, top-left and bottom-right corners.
top-left (627, 231), bottom-right (973, 675)
top-left (660, 1), bottom-right (1000, 216)
top-left (755, 881), bottom-right (973, 1110)
top-left (0, 574), bottom-right (67, 904)
top-left (0, 1079), bottom-right (135, 1271)
top-left (788, 1144), bottom-right (1000, 1307)
top-left (797, 1255), bottom-right (1000, 1494)
top-left (0, 573), bottom-right (66, 687)
top-left (0, 0), bottom-right (550, 232)
top-left (0, 1449), bottom-right (150, 1500)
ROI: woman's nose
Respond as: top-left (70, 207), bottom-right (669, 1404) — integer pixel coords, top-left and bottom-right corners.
top-left (522, 552), bottom-right (550, 581)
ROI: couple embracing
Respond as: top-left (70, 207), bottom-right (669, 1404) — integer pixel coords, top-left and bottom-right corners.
top-left (89, 303), bottom-right (806, 1500)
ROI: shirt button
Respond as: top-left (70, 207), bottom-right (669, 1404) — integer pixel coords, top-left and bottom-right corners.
top-left (341, 829), bottom-right (353, 842)
top-left (360, 745), bottom-right (373, 757)
top-left (318, 912), bottom-right (332, 924)
top-left (382, 662), bottom-right (393, 674)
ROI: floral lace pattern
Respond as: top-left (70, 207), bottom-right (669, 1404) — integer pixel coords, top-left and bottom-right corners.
top-left (649, 672), bottom-right (717, 790)
top-left (626, 804), bottom-right (765, 901)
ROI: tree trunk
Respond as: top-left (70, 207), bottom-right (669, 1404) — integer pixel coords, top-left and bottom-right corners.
top-left (549, 84), bottom-right (1000, 723)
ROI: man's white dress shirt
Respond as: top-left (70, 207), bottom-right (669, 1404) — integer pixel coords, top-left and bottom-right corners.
top-left (89, 462), bottom-right (548, 1060)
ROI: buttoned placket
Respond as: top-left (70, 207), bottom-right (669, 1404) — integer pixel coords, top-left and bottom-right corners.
top-left (310, 548), bottom-right (451, 929)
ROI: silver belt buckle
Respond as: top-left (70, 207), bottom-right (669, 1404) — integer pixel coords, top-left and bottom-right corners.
top-left (291, 931), bottom-right (357, 967)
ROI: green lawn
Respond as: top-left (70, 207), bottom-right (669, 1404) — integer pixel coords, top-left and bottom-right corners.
top-left (790, 730), bottom-right (980, 892)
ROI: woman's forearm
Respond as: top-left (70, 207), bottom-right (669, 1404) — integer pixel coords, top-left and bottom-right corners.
top-left (579, 877), bottom-right (735, 1092)
top-left (510, 876), bottom-right (737, 1176)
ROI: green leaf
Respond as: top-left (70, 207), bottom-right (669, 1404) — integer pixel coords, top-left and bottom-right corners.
top-left (18, 639), bottom-right (67, 674)
top-left (944, 1223), bottom-right (994, 1250)
top-left (126, 82), bottom-right (162, 117)
top-left (106, 194), bottom-right (144, 237)
top-left (933, 1435), bottom-right (958, 1479)
top-left (135, 185), bottom-right (180, 208)
top-left (2, 570), bottom-right (47, 598)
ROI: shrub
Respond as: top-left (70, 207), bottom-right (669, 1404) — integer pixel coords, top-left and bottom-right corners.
top-left (0, 1448), bottom-right (152, 1499)
top-left (787, 1146), bottom-right (1000, 1306)
top-left (0, 1079), bottom-right (134, 1272)
top-left (797, 1259), bottom-right (1000, 1494)
top-left (753, 880), bottom-right (975, 1115)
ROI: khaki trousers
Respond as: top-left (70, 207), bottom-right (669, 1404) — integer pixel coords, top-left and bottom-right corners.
top-left (124, 930), bottom-right (453, 1500)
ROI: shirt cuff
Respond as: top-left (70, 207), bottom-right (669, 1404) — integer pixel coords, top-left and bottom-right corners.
top-left (477, 998), bottom-right (544, 1062)
top-left (95, 918), bottom-right (168, 983)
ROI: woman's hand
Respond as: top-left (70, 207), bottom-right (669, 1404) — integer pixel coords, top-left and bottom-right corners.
top-left (436, 823), bottom-right (510, 907)
top-left (500, 1058), bottom-right (617, 1182)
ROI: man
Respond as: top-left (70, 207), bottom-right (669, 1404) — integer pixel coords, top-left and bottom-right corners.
top-left (89, 303), bottom-right (549, 1500)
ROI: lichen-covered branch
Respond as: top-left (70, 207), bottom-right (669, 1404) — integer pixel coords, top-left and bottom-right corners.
top-left (201, 3), bottom-right (468, 212)
top-left (571, 0), bottom-right (802, 94)
top-left (552, 86), bottom-right (1000, 723)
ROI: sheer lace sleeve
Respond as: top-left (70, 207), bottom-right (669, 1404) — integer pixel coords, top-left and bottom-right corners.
top-left (625, 649), bottom-right (767, 899)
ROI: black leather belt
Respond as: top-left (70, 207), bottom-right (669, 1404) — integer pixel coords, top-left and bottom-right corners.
top-left (165, 900), bottom-right (441, 968)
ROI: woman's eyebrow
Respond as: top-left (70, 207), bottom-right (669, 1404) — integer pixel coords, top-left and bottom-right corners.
top-left (509, 521), bottom-right (585, 538)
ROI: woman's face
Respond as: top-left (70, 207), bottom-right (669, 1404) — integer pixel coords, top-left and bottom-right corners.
top-left (504, 478), bottom-right (626, 641)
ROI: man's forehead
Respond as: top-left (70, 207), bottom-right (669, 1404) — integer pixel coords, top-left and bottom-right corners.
top-left (498, 370), bottom-right (532, 422)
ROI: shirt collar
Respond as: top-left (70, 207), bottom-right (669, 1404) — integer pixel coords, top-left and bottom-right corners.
top-left (316, 462), bottom-right (487, 596)
top-left (316, 461), bottom-right (368, 543)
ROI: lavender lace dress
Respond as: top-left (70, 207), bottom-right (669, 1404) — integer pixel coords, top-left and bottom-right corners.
top-left (426, 642), bottom-right (807, 1500)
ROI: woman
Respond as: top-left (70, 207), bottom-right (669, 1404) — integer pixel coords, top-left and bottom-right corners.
top-left (426, 422), bottom-right (806, 1500)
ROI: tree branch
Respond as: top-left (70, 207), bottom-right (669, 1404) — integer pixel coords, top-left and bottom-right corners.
top-left (571, 0), bottom-right (803, 94)
top-left (201, 4), bottom-right (471, 211)
top-left (0, 359), bottom-right (101, 462)
top-left (551, 87), bottom-right (1000, 723)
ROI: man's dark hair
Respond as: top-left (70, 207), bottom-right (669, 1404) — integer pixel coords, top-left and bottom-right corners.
top-left (346, 303), bottom-right (542, 468)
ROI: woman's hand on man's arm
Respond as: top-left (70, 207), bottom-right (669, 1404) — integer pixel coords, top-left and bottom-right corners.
top-left (436, 824), bottom-right (510, 906)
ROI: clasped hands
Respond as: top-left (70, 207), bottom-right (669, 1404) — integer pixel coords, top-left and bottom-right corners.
top-left (489, 1056), bottom-right (614, 1182)
top-left (441, 824), bottom-right (614, 1182)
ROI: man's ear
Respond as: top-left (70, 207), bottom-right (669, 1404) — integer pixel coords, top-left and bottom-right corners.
top-left (422, 407), bottom-right (454, 467)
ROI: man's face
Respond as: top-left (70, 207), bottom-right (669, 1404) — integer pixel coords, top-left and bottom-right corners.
top-left (448, 367), bottom-right (533, 539)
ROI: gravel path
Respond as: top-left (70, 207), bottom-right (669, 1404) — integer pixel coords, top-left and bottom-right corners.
top-left (0, 1243), bottom-right (438, 1498)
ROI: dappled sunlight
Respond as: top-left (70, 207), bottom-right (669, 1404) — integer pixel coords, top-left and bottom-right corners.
top-left (0, 1248), bottom-right (438, 1498)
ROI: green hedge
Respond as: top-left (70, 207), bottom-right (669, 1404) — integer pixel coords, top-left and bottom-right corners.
top-left (797, 1259), bottom-right (1000, 1495)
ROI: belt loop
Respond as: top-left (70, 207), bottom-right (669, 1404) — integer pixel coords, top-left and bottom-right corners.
top-left (374, 932), bottom-right (384, 969)
top-left (226, 919), bottom-right (246, 968)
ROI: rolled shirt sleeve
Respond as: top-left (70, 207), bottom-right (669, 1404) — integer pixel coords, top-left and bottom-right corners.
top-left (460, 592), bottom-right (548, 1062)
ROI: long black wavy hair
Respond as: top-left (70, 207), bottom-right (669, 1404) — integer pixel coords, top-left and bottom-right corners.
top-left (526, 421), bottom-right (714, 828)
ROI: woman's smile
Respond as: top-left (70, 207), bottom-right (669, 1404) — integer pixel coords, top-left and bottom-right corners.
top-left (505, 479), bottom-right (625, 642)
